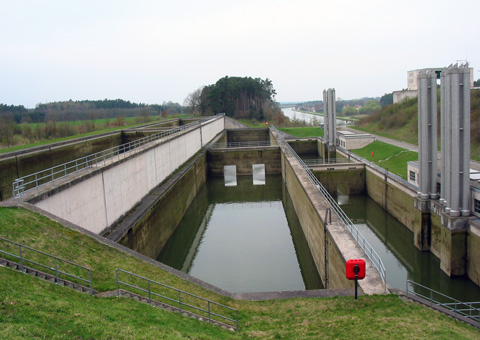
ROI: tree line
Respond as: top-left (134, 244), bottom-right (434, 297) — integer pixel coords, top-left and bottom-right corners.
top-left (185, 76), bottom-right (280, 121)
top-left (0, 99), bottom-right (183, 148)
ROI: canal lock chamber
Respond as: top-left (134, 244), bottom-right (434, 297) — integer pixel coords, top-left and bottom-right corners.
top-left (115, 144), bottom-right (324, 293)
top-left (112, 132), bottom-right (480, 300)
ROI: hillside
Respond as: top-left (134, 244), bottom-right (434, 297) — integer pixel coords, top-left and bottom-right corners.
top-left (355, 89), bottom-right (480, 160)
top-left (1, 206), bottom-right (479, 339)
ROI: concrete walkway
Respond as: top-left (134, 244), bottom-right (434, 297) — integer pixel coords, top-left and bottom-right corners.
top-left (342, 126), bottom-right (480, 171)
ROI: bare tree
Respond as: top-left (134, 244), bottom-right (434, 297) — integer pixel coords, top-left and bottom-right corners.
top-left (183, 87), bottom-right (203, 115)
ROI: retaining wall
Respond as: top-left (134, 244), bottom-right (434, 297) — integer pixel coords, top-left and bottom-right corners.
top-left (32, 118), bottom-right (224, 234)
top-left (280, 146), bottom-right (384, 294)
top-left (0, 133), bottom-right (124, 201)
top-left (119, 154), bottom-right (208, 259)
top-left (207, 148), bottom-right (282, 176)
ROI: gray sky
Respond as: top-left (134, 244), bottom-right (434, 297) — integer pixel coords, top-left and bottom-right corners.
top-left (1, 0), bottom-right (478, 108)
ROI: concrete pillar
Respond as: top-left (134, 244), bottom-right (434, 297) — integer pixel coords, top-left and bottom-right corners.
top-left (417, 70), bottom-right (438, 200)
top-left (441, 64), bottom-right (471, 217)
top-left (323, 88), bottom-right (336, 146)
top-left (323, 90), bottom-right (329, 144)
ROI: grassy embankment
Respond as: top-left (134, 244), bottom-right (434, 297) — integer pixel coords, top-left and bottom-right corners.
top-left (0, 114), bottom-right (191, 155)
top-left (354, 89), bottom-right (480, 161)
top-left (1, 207), bottom-right (479, 339)
top-left (278, 127), bottom-right (415, 179)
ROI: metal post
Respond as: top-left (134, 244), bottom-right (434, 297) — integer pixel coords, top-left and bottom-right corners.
top-left (19, 245), bottom-right (24, 272)
top-left (178, 291), bottom-right (182, 312)
top-left (54, 258), bottom-right (59, 284)
top-left (208, 302), bottom-right (211, 323)
top-left (148, 281), bottom-right (151, 306)
top-left (88, 270), bottom-right (93, 295)
top-left (116, 270), bottom-right (120, 297)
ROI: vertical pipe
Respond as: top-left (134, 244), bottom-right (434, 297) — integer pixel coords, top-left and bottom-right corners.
top-left (450, 70), bottom-right (461, 216)
top-left (440, 70), bottom-right (447, 205)
top-left (323, 90), bottom-right (328, 144)
top-left (461, 65), bottom-right (471, 216)
top-left (429, 74), bottom-right (438, 199)
top-left (444, 67), bottom-right (453, 213)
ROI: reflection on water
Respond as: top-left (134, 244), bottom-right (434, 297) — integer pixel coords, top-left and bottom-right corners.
top-left (157, 175), bottom-right (323, 293)
top-left (339, 195), bottom-right (480, 301)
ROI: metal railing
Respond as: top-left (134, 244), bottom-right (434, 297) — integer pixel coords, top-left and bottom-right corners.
top-left (338, 147), bottom-right (419, 192)
top-left (0, 237), bottom-right (93, 294)
top-left (271, 126), bottom-right (387, 291)
top-left (303, 157), bottom-right (353, 165)
top-left (406, 280), bottom-right (480, 323)
top-left (211, 140), bottom-right (274, 149)
top-left (12, 114), bottom-right (224, 200)
top-left (115, 269), bottom-right (238, 330)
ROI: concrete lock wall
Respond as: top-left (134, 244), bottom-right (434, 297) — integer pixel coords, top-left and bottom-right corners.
top-left (288, 140), bottom-right (318, 156)
top-left (33, 118), bottom-right (224, 234)
top-left (119, 154), bottom-right (208, 259)
top-left (281, 152), bottom-right (359, 290)
top-left (365, 167), bottom-right (421, 234)
top-left (226, 128), bottom-right (270, 142)
top-left (207, 148), bottom-right (282, 176)
top-left (0, 133), bottom-right (124, 201)
top-left (313, 168), bottom-right (366, 196)
top-left (365, 164), bottom-right (480, 286)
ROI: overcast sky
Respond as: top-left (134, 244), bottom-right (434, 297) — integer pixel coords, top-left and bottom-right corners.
top-left (1, 0), bottom-right (478, 108)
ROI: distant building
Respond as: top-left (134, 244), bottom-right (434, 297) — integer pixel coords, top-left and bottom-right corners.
top-left (393, 66), bottom-right (475, 103)
top-left (336, 130), bottom-right (375, 150)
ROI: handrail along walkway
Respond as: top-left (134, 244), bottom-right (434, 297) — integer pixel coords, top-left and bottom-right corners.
top-left (0, 236), bottom-right (93, 294)
top-left (115, 269), bottom-right (239, 330)
top-left (12, 114), bottom-right (224, 201)
top-left (406, 280), bottom-right (480, 323)
top-left (272, 126), bottom-right (387, 292)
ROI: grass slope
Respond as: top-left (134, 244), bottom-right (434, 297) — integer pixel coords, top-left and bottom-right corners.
top-left (1, 207), bottom-right (479, 339)
top-left (279, 127), bottom-right (324, 138)
top-left (355, 89), bottom-right (480, 161)
top-left (352, 141), bottom-right (418, 179)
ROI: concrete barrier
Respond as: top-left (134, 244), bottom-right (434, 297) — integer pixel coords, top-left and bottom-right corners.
top-left (32, 117), bottom-right (224, 235)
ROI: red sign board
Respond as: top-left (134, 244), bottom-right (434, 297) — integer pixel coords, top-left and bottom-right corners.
top-left (346, 259), bottom-right (366, 280)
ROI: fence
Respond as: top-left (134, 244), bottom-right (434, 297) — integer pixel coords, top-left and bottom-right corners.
top-left (406, 280), bottom-right (480, 323)
top-left (303, 158), bottom-right (353, 166)
top-left (272, 126), bottom-right (387, 292)
top-left (211, 141), bottom-right (273, 149)
top-left (0, 237), bottom-right (93, 294)
top-left (12, 114), bottom-right (224, 200)
top-left (338, 147), bottom-right (419, 192)
top-left (115, 269), bottom-right (238, 330)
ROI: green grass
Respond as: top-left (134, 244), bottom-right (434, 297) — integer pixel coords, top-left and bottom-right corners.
top-left (1, 207), bottom-right (479, 339)
top-left (0, 115), bottom-right (191, 154)
top-left (279, 127), bottom-right (324, 138)
top-left (351, 141), bottom-right (418, 179)
top-left (237, 119), bottom-right (270, 128)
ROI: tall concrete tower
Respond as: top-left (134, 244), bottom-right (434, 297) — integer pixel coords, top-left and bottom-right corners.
top-left (441, 64), bottom-right (471, 217)
top-left (323, 88), bottom-right (336, 146)
top-left (418, 70), bottom-right (439, 200)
